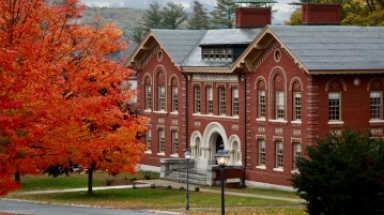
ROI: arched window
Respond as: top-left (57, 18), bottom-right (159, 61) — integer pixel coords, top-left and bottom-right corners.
top-left (171, 78), bottom-right (178, 112)
top-left (291, 80), bottom-right (302, 121)
top-left (256, 79), bottom-right (266, 119)
top-left (156, 71), bottom-right (166, 111)
top-left (144, 77), bottom-right (152, 110)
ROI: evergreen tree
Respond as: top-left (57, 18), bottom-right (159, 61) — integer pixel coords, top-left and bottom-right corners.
top-left (290, 130), bottom-right (384, 215)
top-left (187, 1), bottom-right (210, 30)
top-left (210, 0), bottom-right (235, 28)
top-left (142, 2), bottom-right (163, 30)
top-left (160, 2), bottom-right (188, 29)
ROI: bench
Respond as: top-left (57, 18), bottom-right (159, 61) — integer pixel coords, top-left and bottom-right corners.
top-left (226, 178), bottom-right (242, 188)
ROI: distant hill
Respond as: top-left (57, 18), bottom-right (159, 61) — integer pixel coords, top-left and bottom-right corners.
top-left (82, 7), bottom-right (145, 40)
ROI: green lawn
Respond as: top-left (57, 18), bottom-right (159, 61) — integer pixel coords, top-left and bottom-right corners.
top-left (6, 171), bottom-right (307, 215)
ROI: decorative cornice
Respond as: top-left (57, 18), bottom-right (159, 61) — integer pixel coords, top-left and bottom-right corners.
top-left (253, 41), bottom-right (280, 71)
top-left (142, 44), bottom-right (160, 69)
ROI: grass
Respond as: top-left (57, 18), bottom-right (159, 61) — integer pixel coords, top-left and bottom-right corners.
top-left (18, 170), bottom-right (157, 191)
top-left (204, 186), bottom-right (301, 199)
top-left (5, 171), bottom-right (307, 215)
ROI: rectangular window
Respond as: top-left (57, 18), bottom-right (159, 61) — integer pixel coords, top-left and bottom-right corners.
top-left (194, 86), bottom-right (201, 113)
top-left (215, 48), bottom-right (220, 59)
top-left (146, 129), bottom-right (152, 151)
top-left (145, 85), bottom-right (152, 110)
top-left (172, 86), bottom-right (178, 112)
top-left (370, 91), bottom-right (382, 119)
top-left (328, 92), bottom-right (340, 120)
top-left (276, 141), bottom-right (283, 168)
top-left (209, 49), bottom-right (214, 59)
top-left (158, 129), bottom-right (165, 153)
top-left (258, 139), bottom-right (266, 166)
top-left (219, 87), bottom-right (226, 115)
top-left (203, 49), bottom-right (209, 60)
top-left (293, 92), bottom-right (301, 121)
top-left (171, 130), bottom-right (178, 154)
top-left (158, 86), bottom-right (165, 111)
top-left (232, 88), bottom-right (239, 116)
top-left (293, 143), bottom-right (301, 170)
top-left (220, 49), bottom-right (226, 60)
top-left (276, 91), bottom-right (285, 119)
top-left (258, 90), bottom-right (266, 118)
top-left (226, 48), bottom-right (232, 60)
top-left (206, 86), bottom-right (213, 114)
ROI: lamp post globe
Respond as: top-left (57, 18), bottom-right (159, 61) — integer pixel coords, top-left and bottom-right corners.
top-left (184, 149), bottom-right (191, 210)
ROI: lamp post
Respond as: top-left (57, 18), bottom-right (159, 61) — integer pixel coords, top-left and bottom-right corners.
top-left (184, 149), bottom-right (191, 210)
top-left (215, 147), bottom-right (230, 215)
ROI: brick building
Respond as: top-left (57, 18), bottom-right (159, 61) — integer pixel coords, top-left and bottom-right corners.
top-left (125, 2), bottom-right (384, 189)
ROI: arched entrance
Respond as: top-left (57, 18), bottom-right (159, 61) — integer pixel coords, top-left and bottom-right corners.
top-left (201, 122), bottom-right (229, 167)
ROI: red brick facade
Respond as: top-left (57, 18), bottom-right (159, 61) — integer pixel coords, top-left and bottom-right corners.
top-left (128, 4), bottom-right (384, 189)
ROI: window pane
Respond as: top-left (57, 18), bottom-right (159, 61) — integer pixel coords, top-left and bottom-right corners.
top-left (158, 86), bottom-right (165, 111)
top-left (172, 86), bottom-right (178, 112)
top-left (276, 91), bottom-right (284, 119)
top-left (232, 88), bottom-right (239, 116)
top-left (207, 87), bottom-right (213, 114)
top-left (293, 92), bottom-right (301, 120)
top-left (328, 92), bottom-right (340, 120)
top-left (370, 91), bottom-right (382, 119)
top-left (293, 143), bottom-right (301, 170)
top-left (159, 129), bottom-right (165, 153)
top-left (145, 85), bottom-right (152, 109)
top-left (258, 90), bottom-right (266, 118)
top-left (219, 87), bottom-right (226, 115)
top-left (258, 139), bottom-right (266, 166)
top-left (276, 141), bottom-right (283, 168)
top-left (194, 86), bottom-right (201, 113)
top-left (172, 131), bottom-right (178, 154)
top-left (146, 129), bottom-right (152, 151)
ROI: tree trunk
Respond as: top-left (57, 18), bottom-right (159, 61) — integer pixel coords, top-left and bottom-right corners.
top-left (14, 171), bottom-right (20, 183)
top-left (87, 163), bottom-right (96, 195)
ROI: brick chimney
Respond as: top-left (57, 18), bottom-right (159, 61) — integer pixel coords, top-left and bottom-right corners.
top-left (236, 7), bottom-right (272, 28)
top-left (302, 3), bottom-right (341, 25)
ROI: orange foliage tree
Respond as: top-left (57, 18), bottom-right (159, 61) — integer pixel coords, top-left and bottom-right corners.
top-left (0, 0), bottom-right (148, 196)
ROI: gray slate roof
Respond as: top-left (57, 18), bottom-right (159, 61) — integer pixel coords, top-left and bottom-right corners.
top-left (151, 26), bottom-right (384, 72)
top-left (270, 25), bottom-right (384, 71)
top-left (151, 29), bottom-right (206, 65)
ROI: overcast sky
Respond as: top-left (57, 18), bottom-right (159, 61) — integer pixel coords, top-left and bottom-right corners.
top-left (80, 0), bottom-right (298, 24)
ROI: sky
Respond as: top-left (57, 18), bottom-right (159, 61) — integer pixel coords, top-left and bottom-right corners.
top-left (80, 0), bottom-right (298, 25)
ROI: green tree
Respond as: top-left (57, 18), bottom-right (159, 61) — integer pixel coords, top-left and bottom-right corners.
top-left (290, 130), bottom-right (384, 215)
top-left (210, 0), bottom-right (235, 28)
top-left (142, 2), bottom-right (163, 30)
top-left (160, 2), bottom-right (188, 29)
top-left (130, 24), bottom-right (146, 44)
top-left (187, 1), bottom-right (210, 30)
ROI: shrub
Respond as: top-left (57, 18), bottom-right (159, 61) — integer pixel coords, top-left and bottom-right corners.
top-left (179, 186), bottom-right (185, 191)
top-left (167, 185), bottom-right (172, 189)
top-left (150, 183), bottom-right (156, 189)
top-left (105, 178), bottom-right (113, 186)
top-left (130, 177), bottom-right (137, 183)
top-left (144, 171), bottom-right (151, 180)
top-left (195, 187), bottom-right (200, 192)
top-left (290, 130), bottom-right (384, 215)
